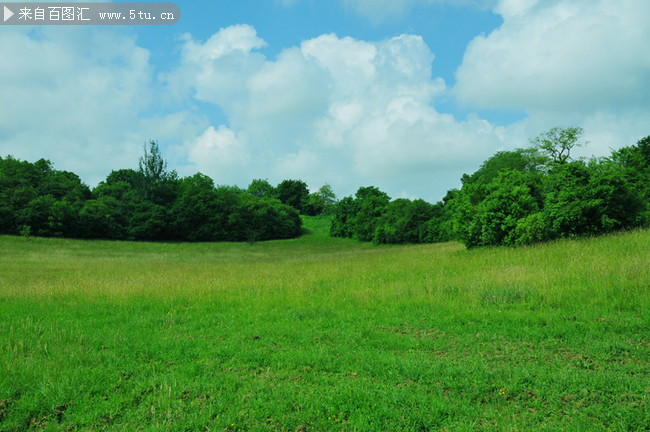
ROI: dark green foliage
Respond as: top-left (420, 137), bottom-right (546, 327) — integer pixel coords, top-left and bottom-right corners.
top-left (542, 161), bottom-right (642, 238)
top-left (330, 196), bottom-right (356, 238)
top-left (247, 178), bottom-right (276, 199)
top-left (229, 196), bottom-right (302, 242)
top-left (332, 186), bottom-right (436, 244)
top-left (104, 168), bottom-right (145, 187)
top-left (170, 174), bottom-right (224, 242)
top-left (0, 156), bottom-right (89, 237)
top-left (373, 199), bottom-right (434, 244)
top-left (542, 162), bottom-right (600, 238)
top-left (454, 169), bottom-right (543, 248)
top-left (3, 127), bottom-right (646, 247)
top-left (421, 190), bottom-right (457, 243)
top-left (78, 196), bottom-right (126, 239)
top-left (16, 195), bottom-right (57, 237)
top-left (47, 198), bottom-right (82, 238)
top-left (452, 127), bottom-right (646, 248)
top-left (0, 146), bottom-right (303, 242)
top-left (128, 201), bottom-right (171, 241)
top-left (331, 127), bottom-right (648, 248)
top-left (276, 179), bottom-right (310, 213)
top-left (304, 184), bottom-right (337, 216)
top-left (352, 187), bottom-right (390, 242)
top-left (465, 148), bottom-right (546, 185)
top-left (609, 135), bottom-right (650, 224)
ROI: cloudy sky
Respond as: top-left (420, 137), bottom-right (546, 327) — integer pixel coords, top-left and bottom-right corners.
top-left (1, 0), bottom-right (649, 202)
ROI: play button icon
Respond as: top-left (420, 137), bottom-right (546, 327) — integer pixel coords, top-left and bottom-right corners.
top-left (4, 6), bottom-right (14, 22)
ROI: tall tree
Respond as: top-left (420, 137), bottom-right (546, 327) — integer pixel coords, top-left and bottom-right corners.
top-left (139, 140), bottom-right (168, 184)
top-left (530, 126), bottom-right (585, 165)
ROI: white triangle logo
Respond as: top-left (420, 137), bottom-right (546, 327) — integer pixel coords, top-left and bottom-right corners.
top-left (4, 6), bottom-right (14, 22)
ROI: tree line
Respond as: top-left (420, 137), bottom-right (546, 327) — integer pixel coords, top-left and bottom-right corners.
top-left (331, 127), bottom-right (650, 248)
top-left (2, 127), bottom-right (648, 247)
top-left (0, 141), bottom-right (337, 242)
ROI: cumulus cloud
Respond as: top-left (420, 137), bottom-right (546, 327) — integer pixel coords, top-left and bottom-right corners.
top-left (453, 0), bottom-right (650, 159)
top-left (2, 23), bottom-right (506, 200)
top-left (169, 28), bottom-right (508, 199)
top-left (455, 0), bottom-right (650, 112)
top-left (164, 25), bottom-right (268, 108)
top-left (0, 27), bottom-right (205, 186)
top-left (186, 126), bottom-right (252, 185)
top-left (8, 4), bottom-right (644, 203)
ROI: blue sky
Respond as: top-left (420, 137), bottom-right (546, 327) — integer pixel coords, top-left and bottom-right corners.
top-left (1, 0), bottom-right (649, 202)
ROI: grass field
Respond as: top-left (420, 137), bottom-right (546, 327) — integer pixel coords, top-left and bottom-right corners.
top-left (1, 217), bottom-right (649, 431)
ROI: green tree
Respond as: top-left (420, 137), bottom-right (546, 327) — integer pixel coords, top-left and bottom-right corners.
top-left (609, 135), bottom-right (650, 224)
top-left (479, 170), bottom-right (542, 246)
top-left (421, 190), bottom-right (457, 243)
top-left (16, 195), bottom-right (56, 237)
top-left (276, 179), bottom-right (309, 213)
top-left (543, 161), bottom-right (642, 238)
top-left (228, 196), bottom-right (302, 242)
top-left (330, 196), bottom-right (356, 238)
top-left (530, 126), bottom-right (585, 165)
top-left (452, 146), bottom-right (547, 247)
top-left (352, 186), bottom-right (390, 242)
top-left (373, 199), bottom-right (434, 244)
top-left (305, 184), bottom-right (337, 216)
top-left (139, 140), bottom-right (168, 184)
top-left (138, 140), bottom-right (178, 204)
top-left (453, 169), bottom-right (542, 248)
top-left (101, 169), bottom-right (145, 190)
top-left (0, 156), bottom-right (89, 237)
top-left (47, 199), bottom-right (82, 237)
top-left (247, 179), bottom-right (276, 199)
top-left (79, 196), bottom-right (126, 239)
top-left (466, 149), bottom-right (545, 185)
top-left (170, 173), bottom-right (222, 241)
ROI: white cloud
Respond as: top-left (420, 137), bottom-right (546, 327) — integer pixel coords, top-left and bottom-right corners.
top-left (8, 10), bottom-right (644, 204)
top-left (302, 34), bottom-right (378, 98)
top-left (164, 25), bottom-right (268, 110)
top-left (455, 0), bottom-right (650, 112)
top-left (494, 0), bottom-right (539, 18)
top-left (186, 126), bottom-right (251, 184)
top-left (2, 24), bottom-right (496, 201)
top-left (169, 27), bottom-right (508, 200)
top-left (454, 0), bottom-right (650, 160)
top-left (0, 27), bottom-right (210, 187)
top-left (514, 108), bottom-right (650, 162)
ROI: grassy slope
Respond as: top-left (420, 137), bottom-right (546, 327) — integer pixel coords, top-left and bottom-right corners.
top-left (0, 218), bottom-right (648, 431)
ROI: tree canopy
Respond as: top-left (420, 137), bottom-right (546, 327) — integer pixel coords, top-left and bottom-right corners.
top-left (329, 127), bottom-right (649, 248)
top-left (2, 127), bottom-right (647, 247)
top-left (530, 126), bottom-right (585, 165)
top-left (0, 144), bottom-right (302, 242)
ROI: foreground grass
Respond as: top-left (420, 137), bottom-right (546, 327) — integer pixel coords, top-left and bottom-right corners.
top-left (0, 220), bottom-right (648, 431)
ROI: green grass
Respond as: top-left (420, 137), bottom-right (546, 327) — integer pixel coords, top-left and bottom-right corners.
top-left (1, 218), bottom-right (649, 431)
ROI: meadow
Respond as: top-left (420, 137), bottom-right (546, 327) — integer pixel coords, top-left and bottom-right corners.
top-left (0, 217), bottom-right (648, 431)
